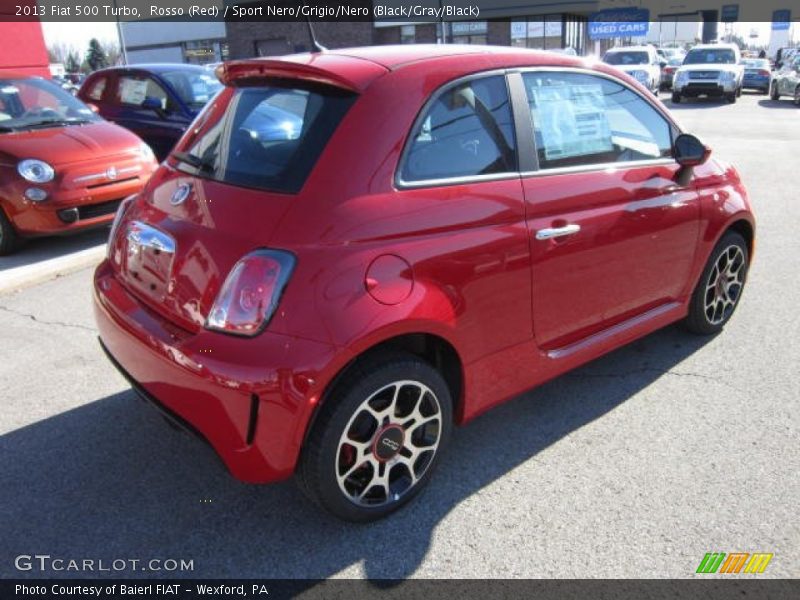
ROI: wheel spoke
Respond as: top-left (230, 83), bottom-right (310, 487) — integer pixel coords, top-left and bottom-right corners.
top-left (704, 244), bottom-right (746, 326)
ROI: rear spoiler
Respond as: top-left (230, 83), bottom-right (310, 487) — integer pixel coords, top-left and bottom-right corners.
top-left (215, 59), bottom-right (369, 93)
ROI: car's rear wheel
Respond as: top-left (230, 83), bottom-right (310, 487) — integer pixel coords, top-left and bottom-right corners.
top-left (297, 352), bottom-right (452, 522)
top-left (682, 231), bottom-right (749, 335)
top-left (0, 209), bottom-right (19, 256)
top-left (725, 92), bottom-right (737, 103)
top-left (672, 92), bottom-right (681, 103)
top-left (793, 86), bottom-right (800, 106)
top-left (771, 82), bottom-right (780, 100)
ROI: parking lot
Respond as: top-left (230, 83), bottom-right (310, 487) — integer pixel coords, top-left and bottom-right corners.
top-left (1, 90), bottom-right (798, 579)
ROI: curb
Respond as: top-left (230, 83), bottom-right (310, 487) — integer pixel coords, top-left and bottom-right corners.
top-left (0, 245), bottom-right (106, 295)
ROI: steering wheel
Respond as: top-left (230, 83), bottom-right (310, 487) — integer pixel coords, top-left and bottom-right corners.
top-left (21, 106), bottom-right (61, 119)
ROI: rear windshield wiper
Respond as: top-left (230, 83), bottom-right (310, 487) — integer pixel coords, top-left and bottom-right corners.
top-left (172, 151), bottom-right (215, 173)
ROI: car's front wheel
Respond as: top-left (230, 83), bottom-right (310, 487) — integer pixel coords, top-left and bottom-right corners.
top-left (771, 82), bottom-right (780, 100)
top-left (297, 352), bottom-right (452, 522)
top-left (672, 92), bottom-right (682, 103)
top-left (793, 86), bottom-right (800, 106)
top-left (682, 231), bottom-right (749, 335)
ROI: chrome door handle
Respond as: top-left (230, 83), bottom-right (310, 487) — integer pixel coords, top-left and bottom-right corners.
top-left (535, 224), bottom-right (581, 240)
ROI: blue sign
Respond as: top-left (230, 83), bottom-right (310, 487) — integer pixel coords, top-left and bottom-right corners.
top-left (589, 8), bottom-right (650, 40)
top-left (772, 10), bottom-right (791, 30)
top-left (721, 4), bottom-right (739, 23)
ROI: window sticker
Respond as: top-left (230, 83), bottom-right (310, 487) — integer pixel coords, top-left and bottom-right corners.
top-left (119, 78), bottom-right (148, 105)
top-left (530, 83), bottom-right (613, 161)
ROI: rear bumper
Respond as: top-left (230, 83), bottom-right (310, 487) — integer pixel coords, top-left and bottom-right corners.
top-left (742, 77), bottom-right (770, 89)
top-left (93, 259), bottom-right (350, 483)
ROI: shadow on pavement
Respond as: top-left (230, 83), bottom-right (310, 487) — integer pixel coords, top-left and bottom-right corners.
top-left (0, 228), bottom-right (108, 272)
top-left (757, 99), bottom-right (798, 109)
top-left (0, 326), bottom-right (711, 583)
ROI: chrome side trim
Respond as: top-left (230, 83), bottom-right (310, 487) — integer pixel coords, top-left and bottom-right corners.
top-left (521, 158), bottom-right (676, 179)
top-left (546, 301), bottom-right (682, 360)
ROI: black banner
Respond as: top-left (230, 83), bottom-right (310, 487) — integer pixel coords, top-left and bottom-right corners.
top-left (2, 579), bottom-right (800, 600)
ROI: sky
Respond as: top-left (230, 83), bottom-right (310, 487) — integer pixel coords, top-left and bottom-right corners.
top-left (42, 22), bottom-right (119, 52)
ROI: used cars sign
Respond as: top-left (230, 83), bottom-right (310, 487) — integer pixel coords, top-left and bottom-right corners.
top-left (589, 7), bottom-right (650, 40)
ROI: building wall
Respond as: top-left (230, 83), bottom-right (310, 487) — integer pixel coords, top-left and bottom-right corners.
top-left (127, 46), bottom-right (185, 65)
top-left (0, 21), bottom-right (50, 78)
top-left (226, 22), bottom-right (373, 59)
top-left (122, 21), bottom-right (227, 47)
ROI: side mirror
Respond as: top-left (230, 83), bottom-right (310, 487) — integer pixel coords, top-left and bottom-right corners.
top-left (674, 133), bottom-right (711, 168)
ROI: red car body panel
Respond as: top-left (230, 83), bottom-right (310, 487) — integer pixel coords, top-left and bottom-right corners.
top-left (0, 93), bottom-right (158, 236)
top-left (94, 46), bottom-right (755, 483)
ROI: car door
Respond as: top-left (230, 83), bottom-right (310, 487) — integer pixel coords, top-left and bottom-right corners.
top-left (106, 71), bottom-right (188, 159)
top-left (511, 69), bottom-right (700, 351)
top-left (781, 57), bottom-right (800, 95)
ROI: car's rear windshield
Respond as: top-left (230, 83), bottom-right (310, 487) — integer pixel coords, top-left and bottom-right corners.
top-left (604, 51), bottom-right (650, 66)
top-left (741, 59), bottom-right (769, 69)
top-left (173, 82), bottom-right (356, 194)
top-left (683, 49), bottom-right (736, 64)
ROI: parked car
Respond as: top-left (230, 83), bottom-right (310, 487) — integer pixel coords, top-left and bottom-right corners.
top-left (770, 54), bottom-right (800, 105)
top-left (741, 58), bottom-right (772, 94)
top-left (78, 64), bottom-right (223, 160)
top-left (0, 75), bottom-right (158, 255)
top-left (660, 57), bottom-right (683, 90)
top-left (602, 45), bottom-right (664, 93)
top-left (672, 43), bottom-right (744, 103)
top-left (94, 45), bottom-right (755, 521)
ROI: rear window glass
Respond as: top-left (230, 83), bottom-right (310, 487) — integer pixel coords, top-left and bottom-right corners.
top-left (174, 83), bottom-right (355, 194)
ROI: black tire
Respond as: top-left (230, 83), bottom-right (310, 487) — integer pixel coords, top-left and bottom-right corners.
top-left (771, 82), bottom-right (780, 101)
top-left (672, 92), bottom-right (681, 103)
top-left (297, 351), bottom-right (453, 522)
top-left (793, 86), bottom-right (800, 107)
top-left (725, 92), bottom-right (737, 104)
top-left (682, 231), bottom-right (749, 336)
top-left (0, 208), bottom-right (19, 256)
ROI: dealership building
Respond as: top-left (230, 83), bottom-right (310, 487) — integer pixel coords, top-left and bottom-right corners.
top-left (118, 0), bottom-right (794, 64)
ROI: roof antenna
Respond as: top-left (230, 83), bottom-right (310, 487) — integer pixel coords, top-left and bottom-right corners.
top-left (303, 2), bottom-right (327, 53)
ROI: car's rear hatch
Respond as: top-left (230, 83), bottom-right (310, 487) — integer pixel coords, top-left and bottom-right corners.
top-left (108, 55), bottom-right (387, 333)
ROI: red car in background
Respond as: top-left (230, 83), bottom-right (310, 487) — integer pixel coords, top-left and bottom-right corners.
top-left (94, 45), bottom-right (755, 521)
top-left (0, 75), bottom-right (158, 254)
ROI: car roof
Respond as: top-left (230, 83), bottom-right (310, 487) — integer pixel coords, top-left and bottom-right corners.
top-left (691, 44), bottom-right (738, 50)
top-left (91, 63), bottom-right (209, 75)
top-left (605, 46), bottom-right (653, 52)
top-left (289, 44), bottom-right (584, 70)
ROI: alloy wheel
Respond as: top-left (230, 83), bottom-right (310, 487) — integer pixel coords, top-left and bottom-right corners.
top-left (335, 380), bottom-right (442, 507)
top-left (704, 245), bottom-right (746, 326)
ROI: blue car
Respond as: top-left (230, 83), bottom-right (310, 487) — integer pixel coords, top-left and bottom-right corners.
top-left (741, 58), bottom-right (772, 94)
top-left (79, 64), bottom-right (223, 160)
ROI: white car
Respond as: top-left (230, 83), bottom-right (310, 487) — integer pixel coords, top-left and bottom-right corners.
top-left (602, 45), bottom-right (663, 94)
top-left (672, 44), bottom-right (744, 104)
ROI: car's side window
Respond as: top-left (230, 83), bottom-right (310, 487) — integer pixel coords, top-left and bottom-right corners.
top-left (86, 76), bottom-right (107, 101)
top-left (116, 75), bottom-right (175, 112)
top-left (521, 71), bottom-right (673, 171)
top-left (400, 75), bottom-right (517, 183)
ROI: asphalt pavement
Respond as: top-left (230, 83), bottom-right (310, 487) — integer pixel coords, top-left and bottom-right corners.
top-left (0, 91), bottom-right (797, 580)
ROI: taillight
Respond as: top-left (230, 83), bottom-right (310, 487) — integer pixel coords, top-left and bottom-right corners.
top-left (206, 249), bottom-right (295, 336)
top-left (107, 194), bottom-right (136, 262)
top-left (759, 70), bottom-right (771, 77)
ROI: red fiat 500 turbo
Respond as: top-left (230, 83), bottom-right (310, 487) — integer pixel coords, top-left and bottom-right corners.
top-left (0, 75), bottom-right (158, 254)
top-left (94, 46), bottom-right (755, 521)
